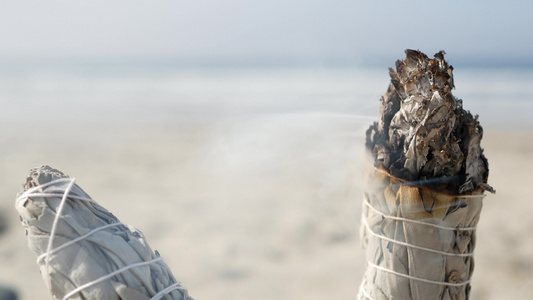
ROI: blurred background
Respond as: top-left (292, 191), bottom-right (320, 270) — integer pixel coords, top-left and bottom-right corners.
top-left (0, 1), bottom-right (532, 299)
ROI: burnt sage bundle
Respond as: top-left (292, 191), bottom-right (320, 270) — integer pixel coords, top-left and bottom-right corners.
top-left (358, 50), bottom-right (494, 300)
top-left (16, 165), bottom-right (193, 300)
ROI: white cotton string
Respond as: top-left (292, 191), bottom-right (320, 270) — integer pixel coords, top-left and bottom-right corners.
top-left (360, 214), bottom-right (474, 257)
top-left (44, 178), bottom-right (77, 290)
top-left (151, 282), bottom-right (187, 300)
top-left (360, 192), bottom-right (480, 291)
top-left (20, 192), bottom-right (92, 202)
top-left (366, 261), bottom-right (471, 287)
top-left (15, 178), bottom-right (77, 207)
top-left (360, 286), bottom-right (374, 300)
top-left (36, 222), bottom-right (123, 264)
top-left (362, 197), bottom-right (480, 231)
top-left (62, 257), bottom-right (164, 300)
top-left (20, 178), bottom-right (186, 300)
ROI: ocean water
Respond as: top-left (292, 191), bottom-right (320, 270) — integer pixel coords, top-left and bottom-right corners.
top-left (0, 63), bottom-right (530, 128)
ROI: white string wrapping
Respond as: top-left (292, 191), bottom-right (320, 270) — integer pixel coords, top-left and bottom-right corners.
top-left (361, 199), bottom-right (476, 258)
top-left (361, 197), bottom-right (480, 278)
top-left (16, 166), bottom-right (193, 300)
top-left (357, 176), bottom-right (485, 300)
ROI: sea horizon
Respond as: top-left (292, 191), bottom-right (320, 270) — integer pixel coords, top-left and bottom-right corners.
top-left (0, 60), bottom-right (531, 129)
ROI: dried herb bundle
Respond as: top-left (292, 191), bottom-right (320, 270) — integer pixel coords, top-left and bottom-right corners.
top-left (358, 50), bottom-right (494, 300)
top-left (365, 49), bottom-right (493, 194)
top-left (16, 165), bottom-right (193, 300)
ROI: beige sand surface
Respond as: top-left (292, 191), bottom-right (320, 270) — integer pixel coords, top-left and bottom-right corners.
top-left (0, 116), bottom-right (531, 299)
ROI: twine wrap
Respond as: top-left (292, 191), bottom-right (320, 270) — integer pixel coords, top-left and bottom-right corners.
top-left (357, 167), bottom-right (484, 300)
top-left (16, 165), bottom-right (193, 300)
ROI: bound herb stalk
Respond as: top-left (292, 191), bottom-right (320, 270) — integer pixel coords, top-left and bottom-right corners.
top-left (358, 50), bottom-right (494, 300)
top-left (16, 165), bottom-right (193, 300)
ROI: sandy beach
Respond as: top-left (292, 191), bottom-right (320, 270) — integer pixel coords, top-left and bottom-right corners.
top-left (0, 113), bottom-right (531, 299)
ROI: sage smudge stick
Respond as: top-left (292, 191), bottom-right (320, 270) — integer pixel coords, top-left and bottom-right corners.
top-left (358, 50), bottom-right (494, 300)
top-left (16, 165), bottom-right (193, 300)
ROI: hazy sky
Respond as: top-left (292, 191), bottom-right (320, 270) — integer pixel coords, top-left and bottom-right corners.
top-left (1, 1), bottom-right (531, 66)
